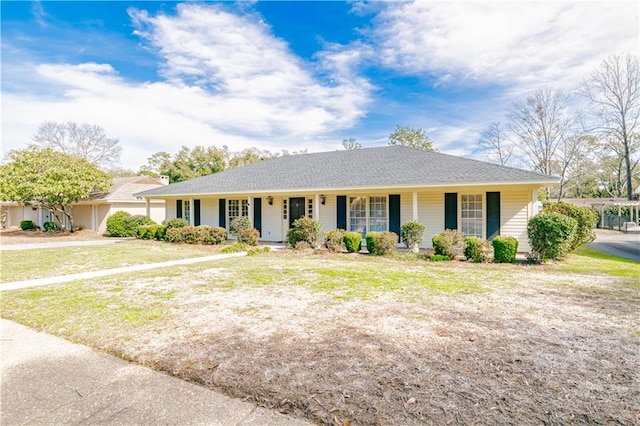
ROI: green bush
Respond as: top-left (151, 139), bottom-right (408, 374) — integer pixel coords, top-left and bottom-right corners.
top-left (544, 202), bottom-right (597, 251)
top-left (123, 215), bottom-right (155, 237)
top-left (248, 246), bottom-right (271, 256)
top-left (432, 229), bottom-right (465, 258)
top-left (165, 227), bottom-right (184, 243)
top-left (366, 231), bottom-right (399, 255)
top-left (286, 217), bottom-right (322, 248)
top-left (106, 211), bottom-right (131, 237)
top-left (239, 228), bottom-right (260, 246)
top-left (137, 224), bottom-right (160, 240)
top-left (401, 220), bottom-right (426, 252)
top-left (230, 216), bottom-right (252, 241)
top-left (165, 218), bottom-right (189, 229)
top-left (197, 226), bottom-right (227, 245)
top-left (155, 225), bottom-right (167, 240)
top-left (324, 229), bottom-right (345, 252)
top-left (221, 242), bottom-right (248, 253)
top-left (464, 236), bottom-right (492, 263)
top-left (343, 232), bottom-right (362, 253)
top-left (492, 236), bottom-right (518, 263)
top-left (527, 212), bottom-right (577, 261)
top-left (429, 254), bottom-right (450, 262)
top-left (43, 221), bottom-right (57, 232)
top-left (20, 220), bottom-right (36, 230)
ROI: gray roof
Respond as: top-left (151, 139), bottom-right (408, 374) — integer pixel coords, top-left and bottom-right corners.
top-left (137, 146), bottom-right (558, 197)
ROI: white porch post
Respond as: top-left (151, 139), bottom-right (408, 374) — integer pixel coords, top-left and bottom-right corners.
top-left (412, 191), bottom-right (418, 221)
top-left (189, 198), bottom-right (195, 226)
top-left (248, 196), bottom-right (254, 226)
top-left (146, 199), bottom-right (151, 218)
top-left (314, 194), bottom-right (320, 220)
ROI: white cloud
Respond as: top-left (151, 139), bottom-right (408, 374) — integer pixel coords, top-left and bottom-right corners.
top-left (2, 3), bottom-right (372, 169)
top-left (374, 1), bottom-right (639, 91)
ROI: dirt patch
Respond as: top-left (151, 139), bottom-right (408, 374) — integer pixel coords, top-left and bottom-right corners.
top-left (75, 254), bottom-right (639, 426)
top-left (0, 228), bottom-right (110, 245)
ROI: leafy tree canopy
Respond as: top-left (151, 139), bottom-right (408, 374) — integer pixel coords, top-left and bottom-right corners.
top-left (388, 125), bottom-right (436, 151)
top-left (0, 148), bottom-right (111, 231)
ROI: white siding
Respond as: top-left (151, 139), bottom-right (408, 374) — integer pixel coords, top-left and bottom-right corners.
top-left (261, 197), bottom-right (283, 241)
top-left (200, 198), bottom-right (218, 226)
top-left (501, 189), bottom-right (532, 252)
top-left (418, 191), bottom-right (444, 248)
top-left (318, 195), bottom-right (337, 233)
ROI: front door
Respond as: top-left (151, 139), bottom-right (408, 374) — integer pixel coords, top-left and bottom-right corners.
top-left (289, 197), bottom-right (306, 227)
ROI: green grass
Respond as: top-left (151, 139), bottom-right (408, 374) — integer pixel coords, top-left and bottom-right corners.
top-left (558, 246), bottom-right (640, 280)
top-left (0, 240), bottom-right (223, 283)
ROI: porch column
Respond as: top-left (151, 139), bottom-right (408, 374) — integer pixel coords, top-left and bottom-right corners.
top-left (248, 196), bottom-right (254, 226)
top-left (189, 198), bottom-right (195, 226)
top-left (412, 191), bottom-right (418, 221)
top-left (314, 194), bottom-right (320, 220)
top-left (146, 199), bottom-right (151, 218)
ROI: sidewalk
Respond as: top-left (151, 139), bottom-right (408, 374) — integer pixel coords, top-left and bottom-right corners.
top-left (1, 319), bottom-right (310, 426)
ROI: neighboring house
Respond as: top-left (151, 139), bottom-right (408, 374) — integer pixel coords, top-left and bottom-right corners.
top-left (1, 176), bottom-right (167, 233)
top-left (136, 146), bottom-right (558, 251)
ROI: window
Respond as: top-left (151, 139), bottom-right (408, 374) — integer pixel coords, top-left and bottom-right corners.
top-left (183, 200), bottom-right (191, 224)
top-left (308, 198), bottom-right (313, 219)
top-left (283, 199), bottom-right (288, 220)
top-left (461, 194), bottom-right (482, 237)
top-left (229, 199), bottom-right (248, 221)
top-left (349, 196), bottom-right (387, 236)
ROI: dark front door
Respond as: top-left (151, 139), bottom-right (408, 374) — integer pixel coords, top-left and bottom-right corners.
top-left (289, 197), bottom-right (306, 227)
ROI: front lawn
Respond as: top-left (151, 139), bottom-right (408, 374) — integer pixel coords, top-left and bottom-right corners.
top-left (2, 247), bottom-right (638, 425)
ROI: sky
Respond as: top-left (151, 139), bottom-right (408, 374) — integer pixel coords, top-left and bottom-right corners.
top-left (1, 1), bottom-right (639, 171)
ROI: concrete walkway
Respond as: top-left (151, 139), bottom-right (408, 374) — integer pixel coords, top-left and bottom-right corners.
top-left (1, 252), bottom-right (248, 292)
top-left (1, 319), bottom-right (310, 426)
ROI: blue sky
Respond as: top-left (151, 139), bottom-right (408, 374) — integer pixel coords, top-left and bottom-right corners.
top-left (2, 1), bottom-right (638, 171)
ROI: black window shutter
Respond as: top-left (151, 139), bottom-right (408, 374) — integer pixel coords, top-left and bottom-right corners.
top-left (389, 194), bottom-right (401, 241)
top-left (486, 192), bottom-right (500, 240)
top-left (219, 199), bottom-right (226, 228)
top-left (176, 199), bottom-right (183, 219)
top-left (194, 199), bottom-right (201, 226)
top-left (336, 196), bottom-right (347, 230)
top-left (253, 198), bottom-right (262, 237)
top-left (444, 193), bottom-right (457, 230)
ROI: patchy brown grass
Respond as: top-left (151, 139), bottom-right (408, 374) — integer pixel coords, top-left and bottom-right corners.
top-left (0, 228), bottom-right (109, 244)
top-left (2, 249), bottom-right (639, 425)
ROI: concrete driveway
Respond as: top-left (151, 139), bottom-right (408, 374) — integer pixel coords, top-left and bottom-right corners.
top-left (588, 230), bottom-right (640, 262)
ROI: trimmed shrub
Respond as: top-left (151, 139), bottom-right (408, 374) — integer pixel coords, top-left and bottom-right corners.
top-left (401, 220), bottom-right (426, 252)
top-left (343, 232), bottom-right (362, 253)
top-left (197, 226), bottom-right (227, 245)
top-left (432, 229), bottom-right (465, 258)
top-left (527, 212), bottom-right (577, 261)
top-left (43, 221), bottom-right (58, 232)
top-left (239, 228), bottom-right (260, 246)
top-left (366, 231), bottom-right (399, 255)
top-left (324, 229), bottom-right (345, 252)
top-left (464, 236), bottom-right (492, 263)
top-left (154, 225), bottom-right (167, 240)
top-left (221, 242), bottom-right (248, 253)
top-left (165, 227), bottom-right (184, 243)
top-left (20, 220), bottom-right (36, 230)
top-left (106, 211), bottom-right (131, 236)
top-left (286, 217), bottom-right (322, 248)
top-left (165, 218), bottom-right (189, 229)
top-left (493, 236), bottom-right (518, 263)
top-left (544, 202), bottom-right (597, 251)
top-left (137, 224), bottom-right (160, 240)
top-left (429, 254), bottom-right (450, 262)
top-left (230, 216), bottom-right (252, 241)
top-left (123, 215), bottom-right (155, 237)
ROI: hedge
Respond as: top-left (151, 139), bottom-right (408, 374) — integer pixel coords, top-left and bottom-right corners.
top-left (527, 212), bottom-right (577, 261)
top-left (544, 202), bottom-right (597, 251)
top-left (106, 211), bottom-right (131, 237)
top-left (20, 220), bottom-right (36, 231)
top-left (464, 236), bottom-right (492, 263)
top-left (366, 231), bottom-right (398, 255)
top-left (287, 217), bottom-right (321, 248)
top-left (324, 229), bottom-right (345, 252)
top-left (343, 232), bottom-right (362, 253)
top-left (432, 229), bottom-right (465, 258)
top-left (492, 236), bottom-right (518, 263)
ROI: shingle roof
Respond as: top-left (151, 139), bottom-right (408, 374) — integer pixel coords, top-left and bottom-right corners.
top-left (94, 176), bottom-right (165, 200)
top-left (137, 146), bottom-right (558, 197)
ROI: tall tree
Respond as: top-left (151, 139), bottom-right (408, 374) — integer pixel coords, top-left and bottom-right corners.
top-left (139, 152), bottom-right (172, 177)
top-left (507, 87), bottom-right (578, 198)
top-left (477, 122), bottom-right (513, 166)
top-left (342, 137), bottom-right (362, 150)
top-left (139, 146), bottom-right (228, 183)
top-left (581, 54), bottom-right (640, 200)
top-left (0, 148), bottom-right (111, 231)
top-left (31, 121), bottom-right (122, 169)
top-left (388, 125), bottom-right (436, 151)
top-left (228, 148), bottom-right (278, 169)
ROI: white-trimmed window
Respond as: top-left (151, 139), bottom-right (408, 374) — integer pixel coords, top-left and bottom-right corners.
top-left (283, 199), bottom-right (288, 220)
top-left (183, 200), bottom-right (191, 224)
top-left (349, 196), bottom-right (387, 236)
top-left (461, 194), bottom-right (482, 237)
top-left (229, 199), bottom-right (248, 221)
top-left (308, 198), bottom-right (313, 219)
